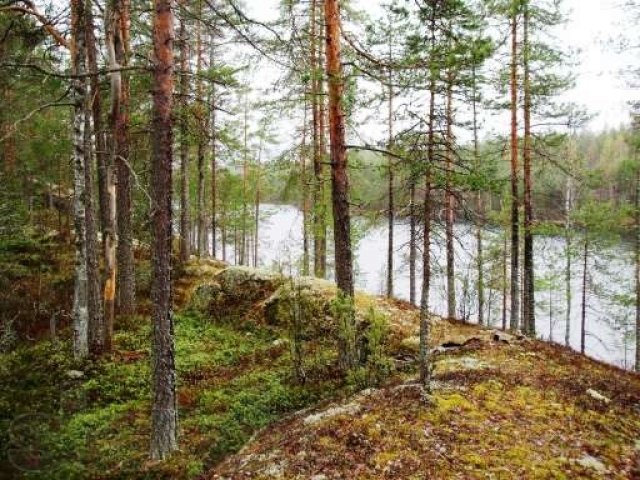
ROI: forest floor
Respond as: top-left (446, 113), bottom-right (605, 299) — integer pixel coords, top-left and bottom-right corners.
top-left (0, 237), bottom-right (639, 479)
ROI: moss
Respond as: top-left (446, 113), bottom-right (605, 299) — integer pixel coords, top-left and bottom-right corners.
top-left (0, 309), bottom-right (345, 479)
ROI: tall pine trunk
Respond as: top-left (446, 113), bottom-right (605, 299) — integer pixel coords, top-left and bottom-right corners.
top-left (115, 0), bottom-right (135, 315)
top-left (178, 1), bottom-right (190, 263)
top-left (195, 2), bottom-right (206, 258)
top-left (210, 43), bottom-right (217, 258)
top-left (564, 156), bottom-right (574, 347)
top-left (386, 65), bottom-right (394, 299)
top-left (472, 63), bottom-right (484, 326)
top-left (302, 101), bottom-right (311, 275)
top-left (635, 160), bottom-right (640, 371)
top-left (522, 0), bottom-right (535, 337)
top-left (150, 0), bottom-right (177, 460)
top-left (324, 0), bottom-right (353, 297)
top-left (580, 238), bottom-right (588, 355)
top-left (311, 0), bottom-right (327, 279)
top-left (509, 7), bottom-right (520, 332)
top-left (409, 178), bottom-right (416, 306)
top-left (445, 70), bottom-right (455, 320)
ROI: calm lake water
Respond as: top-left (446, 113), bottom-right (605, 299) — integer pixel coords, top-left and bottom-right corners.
top-left (212, 204), bottom-right (636, 369)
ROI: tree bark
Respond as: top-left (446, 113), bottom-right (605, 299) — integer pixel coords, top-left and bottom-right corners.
top-left (85, 1), bottom-right (108, 240)
top-left (420, 81), bottom-right (436, 391)
top-left (386, 63), bottom-right (394, 299)
top-left (445, 69), bottom-right (455, 320)
top-left (564, 148), bottom-right (574, 347)
top-left (635, 158), bottom-right (640, 370)
top-left (178, 0), bottom-right (190, 263)
top-left (409, 178), bottom-right (416, 306)
top-left (241, 98), bottom-right (249, 266)
top-left (311, 0), bottom-right (327, 279)
top-left (83, 36), bottom-right (103, 357)
top-left (324, 0), bottom-right (353, 298)
top-left (472, 63), bottom-right (484, 326)
top-left (509, 7), bottom-right (520, 332)
top-left (85, 0), bottom-right (106, 355)
top-left (210, 42), bottom-right (217, 258)
top-left (115, 0), bottom-right (135, 315)
top-left (522, 0), bottom-right (535, 337)
top-left (302, 100), bottom-right (311, 276)
top-left (150, 0), bottom-right (177, 460)
top-left (581, 237), bottom-right (588, 355)
top-left (196, 1), bottom-right (206, 258)
top-left (71, 0), bottom-right (89, 359)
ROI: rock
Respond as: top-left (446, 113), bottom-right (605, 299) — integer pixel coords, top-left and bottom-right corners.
top-left (263, 279), bottom-right (332, 329)
top-left (586, 389), bottom-right (611, 405)
top-left (438, 356), bottom-right (490, 372)
top-left (576, 454), bottom-right (608, 474)
top-left (272, 338), bottom-right (288, 348)
top-left (189, 267), bottom-right (286, 323)
top-left (439, 334), bottom-right (483, 349)
top-left (66, 370), bottom-right (84, 379)
top-left (303, 402), bottom-right (362, 426)
top-left (492, 330), bottom-right (517, 344)
top-left (260, 460), bottom-right (287, 477)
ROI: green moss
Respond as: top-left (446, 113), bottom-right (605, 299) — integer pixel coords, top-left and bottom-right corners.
top-left (0, 311), bottom-right (344, 479)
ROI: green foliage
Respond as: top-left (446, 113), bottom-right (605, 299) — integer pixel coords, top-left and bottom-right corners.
top-left (348, 307), bottom-right (394, 389)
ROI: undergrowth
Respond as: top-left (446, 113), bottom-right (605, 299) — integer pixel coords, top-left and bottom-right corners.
top-left (0, 312), bottom-right (345, 479)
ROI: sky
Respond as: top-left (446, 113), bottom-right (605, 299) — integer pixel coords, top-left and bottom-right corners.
top-left (243, 0), bottom-right (638, 139)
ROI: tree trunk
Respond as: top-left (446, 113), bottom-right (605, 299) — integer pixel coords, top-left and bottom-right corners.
top-left (635, 160), bottom-right (640, 371)
top-left (150, 0), bottom-right (177, 460)
top-left (85, 1), bottom-right (108, 240)
top-left (254, 135), bottom-right (263, 267)
top-left (85, 0), bottom-right (106, 355)
top-left (509, 7), bottom-right (520, 332)
top-left (178, 0), bottom-right (190, 263)
top-left (420, 14), bottom-right (437, 388)
top-left (445, 69), bottom-right (455, 320)
top-left (210, 42), bottom-right (217, 258)
top-left (241, 98), bottom-right (249, 266)
top-left (83, 43), bottom-right (103, 357)
top-left (71, 0), bottom-right (90, 359)
top-left (311, 0), bottom-right (327, 279)
top-left (472, 63), bottom-right (484, 326)
top-left (115, 0), bottom-right (135, 315)
top-left (522, 0), bottom-right (535, 337)
top-left (324, 0), bottom-right (353, 298)
top-left (409, 179), bottom-right (416, 306)
top-left (302, 100), bottom-right (310, 276)
top-left (324, 0), bottom-right (355, 371)
top-left (502, 207), bottom-right (508, 331)
top-left (386, 64), bottom-right (394, 299)
top-left (196, 1), bottom-right (206, 258)
top-left (564, 164), bottom-right (573, 347)
top-left (581, 237), bottom-right (588, 355)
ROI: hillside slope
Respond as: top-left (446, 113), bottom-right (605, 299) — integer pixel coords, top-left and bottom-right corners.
top-left (1, 258), bottom-right (639, 479)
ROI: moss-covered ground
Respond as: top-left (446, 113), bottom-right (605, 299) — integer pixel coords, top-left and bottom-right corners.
top-left (0, 308), bottom-right (347, 479)
top-left (211, 337), bottom-right (640, 479)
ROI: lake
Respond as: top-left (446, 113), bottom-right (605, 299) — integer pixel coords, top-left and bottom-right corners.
top-left (212, 204), bottom-right (636, 369)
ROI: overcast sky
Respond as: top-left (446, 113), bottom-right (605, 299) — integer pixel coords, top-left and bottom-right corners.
top-left (243, 0), bottom-right (637, 137)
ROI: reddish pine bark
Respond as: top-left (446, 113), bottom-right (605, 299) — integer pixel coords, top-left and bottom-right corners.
top-left (150, 0), bottom-right (177, 460)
